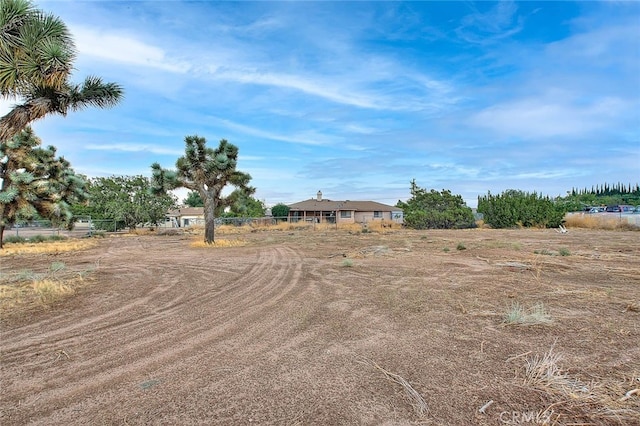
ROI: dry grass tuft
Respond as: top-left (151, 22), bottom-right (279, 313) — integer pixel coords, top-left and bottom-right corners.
top-left (564, 214), bottom-right (639, 230)
top-left (1, 277), bottom-right (88, 315)
top-left (190, 238), bottom-right (246, 248)
top-left (360, 358), bottom-right (429, 417)
top-left (126, 228), bottom-right (158, 236)
top-left (519, 347), bottom-right (640, 425)
top-left (0, 261), bottom-right (95, 316)
top-left (32, 279), bottom-right (75, 304)
top-left (504, 302), bottom-right (552, 326)
top-left (524, 347), bottom-right (569, 389)
top-left (182, 219), bottom-right (403, 236)
top-left (212, 224), bottom-right (251, 234)
top-left (0, 239), bottom-right (96, 256)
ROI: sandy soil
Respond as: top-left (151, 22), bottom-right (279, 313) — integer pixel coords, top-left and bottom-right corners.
top-left (1, 228), bottom-right (639, 425)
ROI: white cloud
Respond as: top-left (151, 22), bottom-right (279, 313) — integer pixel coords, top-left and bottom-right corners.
top-left (70, 25), bottom-right (191, 73)
top-left (84, 143), bottom-right (184, 156)
top-left (469, 96), bottom-right (628, 139)
top-left (456, 0), bottom-right (523, 44)
top-left (213, 69), bottom-right (381, 110)
top-left (208, 117), bottom-right (338, 146)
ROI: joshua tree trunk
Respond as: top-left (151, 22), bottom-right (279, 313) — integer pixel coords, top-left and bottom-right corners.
top-left (202, 188), bottom-right (216, 244)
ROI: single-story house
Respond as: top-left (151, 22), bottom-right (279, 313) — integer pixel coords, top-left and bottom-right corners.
top-left (165, 207), bottom-right (204, 227)
top-left (287, 191), bottom-right (403, 224)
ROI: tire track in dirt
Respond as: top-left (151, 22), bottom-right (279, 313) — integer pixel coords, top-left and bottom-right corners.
top-left (0, 241), bottom-right (307, 424)
top-left (0, 237), bottom-right (249, 353)
top-left (0, 237), bottom-right (166, 341)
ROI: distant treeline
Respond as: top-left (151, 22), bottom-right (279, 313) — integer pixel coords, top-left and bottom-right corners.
top-left (564, 182), bottom-right (640, 210)
top-left (401, 181), bottom-right (639, 230)
top-left (570, 182), bottom-right (640, 197)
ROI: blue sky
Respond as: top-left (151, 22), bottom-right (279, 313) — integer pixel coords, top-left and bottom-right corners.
top-left (3, 1), bottom-right (639, 207)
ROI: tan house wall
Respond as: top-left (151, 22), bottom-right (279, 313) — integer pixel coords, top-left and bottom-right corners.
top-left (354, 211), bottom-right (392, 223)
top-left (336, 211), bottom-right (356, 224)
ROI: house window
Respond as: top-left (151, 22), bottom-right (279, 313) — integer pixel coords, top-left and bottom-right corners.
top-left (373, 211), bottom-right (382, 218)
top-left (340, 211), bottom-right (352, 218)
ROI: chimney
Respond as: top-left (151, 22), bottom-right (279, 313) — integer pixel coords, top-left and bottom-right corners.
top-left (317, 190), bottom-right (322, 201)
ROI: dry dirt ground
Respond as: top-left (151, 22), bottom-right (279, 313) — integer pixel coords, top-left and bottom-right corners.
top-left (1, 228), bottom-right (639, 425)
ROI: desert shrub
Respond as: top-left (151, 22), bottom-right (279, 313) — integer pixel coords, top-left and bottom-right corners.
top-left (534, 249), bottom-right (553, 256)
top-left (49, 261), bottom-right (66, 273)
top-left (456, 242), bottom-right (466, 250)
top-left (478, 189), bottom-right (565, 228)
top-left (27, 235), bottom-right (47, 243)
top-left (341, 259), bottom-right (353, 267)
top-left (3, 235), bottom-right (27, 244)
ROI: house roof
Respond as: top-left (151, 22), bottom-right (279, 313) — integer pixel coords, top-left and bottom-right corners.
top-left (167, 207), bottom-right (204, 217)
top-left (288, 198), bottom-right (401, 212)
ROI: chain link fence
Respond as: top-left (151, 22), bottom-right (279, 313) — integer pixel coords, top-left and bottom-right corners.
top-left (3, 219), bottom-right (119, 241)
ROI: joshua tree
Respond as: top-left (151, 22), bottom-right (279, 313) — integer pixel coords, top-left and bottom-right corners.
top-left (0, 0), bottom-right (123, 141)
top-left (0, 127), bottom-right (87, 248)
top-left (151, 136), bottom-right (253, 244)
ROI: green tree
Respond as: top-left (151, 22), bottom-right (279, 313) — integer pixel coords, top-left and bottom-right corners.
top-left (151, 136), bottom-right (253, 244)
top-left (83, 176), bottom-right (176, 230)
top-left (397, 179), bottom-right (474, 229)
top-left (218, 189), bottom-right (264, 217)
top-left (271, 203), bottom-right (290, 219)
top-left (0, 127), bottom-right (87, 248)
top-left (0, 0), bottom-right (123, 141)
top-left (183, 190), bottom-right (204, 207)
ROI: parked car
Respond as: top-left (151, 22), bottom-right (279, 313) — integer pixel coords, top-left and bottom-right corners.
top-left (588, 207), bottom-right (605, 213)
top-left (605, 205), bottom-right (635, 213)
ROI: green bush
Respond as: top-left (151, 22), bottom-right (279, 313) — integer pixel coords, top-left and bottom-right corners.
top-left (3, 235), bottom-right (27, 244)
top-left (271, 203), bottom-right (290, 218)
top-left (28, 235), bottom-right (48, 243)
top-left (477, 190), bottom-right (565, 228)
top-left (398, 180), bottom-right (475, 229)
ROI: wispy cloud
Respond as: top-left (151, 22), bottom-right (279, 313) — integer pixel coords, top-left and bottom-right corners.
top-left (211, 69), bottom-right (383, 110)
top-left (468, 95), bottom-right (628, 139)
top-left (456, 1), bottom-right (523, 44)
top-left (208, 116), bottom-right (339, 146)
top-left (85, 143), bottom-right (184, 156)
top-left (70, 25), bottom-right (191, 73)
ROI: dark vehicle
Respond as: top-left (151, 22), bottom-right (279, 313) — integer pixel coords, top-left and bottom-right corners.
top-left (605, 205), bottom-right (635, 213)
